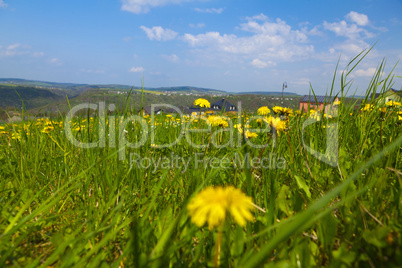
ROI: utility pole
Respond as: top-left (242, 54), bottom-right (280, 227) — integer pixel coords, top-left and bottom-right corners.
top-left (282, 82), bottom-right (287, 105)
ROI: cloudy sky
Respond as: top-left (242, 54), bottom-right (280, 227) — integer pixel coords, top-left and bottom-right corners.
top-left (0, 0), bottom-right (401, 95)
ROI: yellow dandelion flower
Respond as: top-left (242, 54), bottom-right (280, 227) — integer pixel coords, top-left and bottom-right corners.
top-left (245, 130), bottom-right (258, 138)
top-left (207, 115), bottom-right (228, 127)
top-left (333, 100), bottom-right (341, 105)
top-left (361, 104), bottom-right (374, 112)
top-left (41, 126), bottom-right (54, 133)
top-left (309, 110), bottom-right (321, 121)
top-left (265, 116), bottom-right (288, 132)
top-left (234, 124), bottom-right (243, 134)
top-left (226, 187), bottom-right (254, 226)
top-left (386, 101), bottom-right (401, 107)
top-left (11, 133), bottom-right (21, 140)
top-left (194, 98), bottom-right (211, 108)
top-left (257, 106), bottom-right (270, 116)
top-left (217, 120), bottom-right (229, 128)
top-left (187, 186), bottom-right (254, 230)
top-left (379, 107), bottom-right (387, 113)
top-left (273, 106), bottom-right (293, 116)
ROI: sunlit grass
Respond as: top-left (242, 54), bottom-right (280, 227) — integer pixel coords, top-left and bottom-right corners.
top-left (0, 49), bottom-right (401, 267)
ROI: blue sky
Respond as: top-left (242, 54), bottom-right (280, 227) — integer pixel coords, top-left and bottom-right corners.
top-left (0, 0), bottom-right (401, 95)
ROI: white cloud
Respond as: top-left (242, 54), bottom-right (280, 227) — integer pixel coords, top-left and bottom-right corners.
top-left (123, 36), bottom-right (132, 42)
top-left (346, 11), bottom-right (369, 26)
top-left (182, 15), bottom-right (313, 63)
top-left (189, 23), bottom-right (205, 28)
top-left (130, 66), bottom-right (144, 72)
top-left (0, 43), bottom-right (46, 59)
top-left (162, 54), bottom-right (179, 62)
top-left (323, 20), bottom-right (374, 39)
top-left (0, 43), bottom-right (31, 57)
top-left (49, 58), bottom-right (62, 66)
top-left (314, 39), bottom-right (371, 63)
top-left (245, 13), bottom-right (268, 21)
top-left (81, 68), bottom-right (105, 74)
top-left (121, 0), bottom-right (191, 14)
top-left (194, 7), bottom-right (224, 14)
top-left (0, 0), bottom-right (7, 8)
top-left (293, 78), bottom-right (311, 85)
top-left (250, 59), bottom-right (276, 68)
top-left (239, 18), bottom-right (308, 42)
top-left (7, 43), bottom-right (20, 50)
top-left (140, 26), bottom-right (178, 41)
top-left (354, 67), bottom-right (377, 77)
top-left (335, 40), bottom-right (370, 54)
top-left (308, 26), bottom-right (324, 36)
top-left (32, 52), bottom-right (44, 57)
top-left (183, 32), bottom-right (234, 47)
top-left (324, 20), bottom-right (362, 39)
top-left (318, 12), bottom-right (378, 64)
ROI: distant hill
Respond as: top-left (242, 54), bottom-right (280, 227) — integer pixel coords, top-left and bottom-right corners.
top-left (152, 86), bottom-right (225, 94)
top-left (0, 78), bottom-right (301, 95)
top-left (234, 91), bottom-right (297, 96)
top-left (0, 78), bottom-right (88, 90)
top-left (0, 78), bottom-right (227, 113)
top-left (0, 84), bottom-right (66, 110)
top-left (0, 78), bottom-right (226, 94)
top-left (0, 78), bottom-right (302, 115)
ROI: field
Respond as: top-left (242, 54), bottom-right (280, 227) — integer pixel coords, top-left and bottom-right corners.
top-left (0, 56), bottom-right (401, 267)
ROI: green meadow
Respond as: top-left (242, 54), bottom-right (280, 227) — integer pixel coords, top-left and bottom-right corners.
top-left (0, 53), bottom-right (401, 267)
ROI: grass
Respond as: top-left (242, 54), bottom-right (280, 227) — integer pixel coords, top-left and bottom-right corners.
top-left (0, 50), bottom-right (401, 267)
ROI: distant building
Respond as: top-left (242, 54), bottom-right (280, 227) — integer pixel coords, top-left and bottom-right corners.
top-left (210, 98), bottom-right (237, 112)
top-left (299, 95), bottom-right (339, 112)
top-left (186, 98), bottom-right (238, 116)
top-left (138, 106), bottom-right (162, 116)
top-left (371, 88), bottom-right (402, 103)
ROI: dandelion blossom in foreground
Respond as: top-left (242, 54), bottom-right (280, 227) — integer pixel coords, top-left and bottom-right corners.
top-left (187, 186), bottom-right (254, 229)
top-left (207, 115), bottom-right (229, 127)
top-left (273, 106), bottom-right (293, 116)
top-left (265, 116), bottom-right (288, 133)
top-left (386, 100), bottom-right (401, 107)
top-left (257, 106), bottom-right (271, 116)
top-left (245, 130), bottom-right (258, 138)
top-left (194, 98), bottom-right (211, 108)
